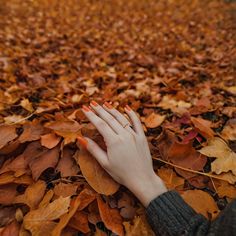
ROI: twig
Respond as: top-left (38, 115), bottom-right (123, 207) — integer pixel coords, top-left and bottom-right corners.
top-left (153, 157), bottom-right (229, 182)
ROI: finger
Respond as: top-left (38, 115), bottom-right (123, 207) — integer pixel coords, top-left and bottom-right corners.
top-left (82, 105), bottom-right (117, 141)
top-left (124, 105), bottom-right (145, 136)
top-left (77, 136), bottom-right (108, 168)
top-left (90, 101), bottom-right (125, 134)
top-left (102, 102), bottom-right (136, 135)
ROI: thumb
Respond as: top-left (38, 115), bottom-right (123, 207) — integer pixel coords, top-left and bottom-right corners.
top-left (77, 136), bottom-right (108, 168)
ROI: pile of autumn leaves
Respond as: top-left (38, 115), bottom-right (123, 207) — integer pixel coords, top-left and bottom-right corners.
top-left (0, 107), bottom-right (236, 235)
top-left (0, 115), bottom-right (157, 236)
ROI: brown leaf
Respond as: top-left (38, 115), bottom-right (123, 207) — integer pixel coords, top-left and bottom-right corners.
top-left (97, 195), bottom-right (124, 236)
top-left (40, 133), bottom-right (61, 149)
top-left (191, 117), bottom-right (214, 139)
top-left (14, 180), bottom-right (46, 209)
top-left (0, 207), bottom-right (16, 227)
top-left (68, 211), bottom-right (90, 233)
top-left (181, 190), bottom-right (219, 220)
top-left (0, 125), bottom-right (17, 149)
top-left (19, 119), bottom-right (46, 143)
top-left (29, 145), bottom-right (60, 180)
top-left (56, 147), bottom-right (79, 177)
top-left (45, 120), bottom-right (82, 145)
top-left (54, 183), bottom-right (78, 198)
top-left (75, 149), bottom-right (119, 195)
top-left (0, 220), bottom-right (20, 236)
top-left (23, 196), bottom-right (70, 236)
top-left (0, 184), bottom-right (18, 205)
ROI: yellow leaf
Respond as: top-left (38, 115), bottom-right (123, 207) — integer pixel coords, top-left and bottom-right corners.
top-left (199, 137), bottom-right (236, 176)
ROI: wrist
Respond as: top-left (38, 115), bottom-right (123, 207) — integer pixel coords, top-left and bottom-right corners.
top-left (127, 171), bottom-right (167, 207)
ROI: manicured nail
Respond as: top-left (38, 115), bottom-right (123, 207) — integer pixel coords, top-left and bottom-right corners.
top-left (125, 105), bottom-right (132, 111)
top-left (90, 100), bottom-right (98, 106)
top-left (82, 105), bottom-right (90, 112)
top-left (104, 102), bottom-right (113, 109)
top-left (77, 136), bottom-right (88, 148)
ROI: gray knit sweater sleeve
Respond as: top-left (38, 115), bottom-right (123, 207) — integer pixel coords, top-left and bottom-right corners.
top-left (146, 190), bottom-right (236, 236)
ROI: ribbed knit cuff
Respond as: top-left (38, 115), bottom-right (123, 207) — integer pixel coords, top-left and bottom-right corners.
top-left (146, 190), bottom-right (201, 236)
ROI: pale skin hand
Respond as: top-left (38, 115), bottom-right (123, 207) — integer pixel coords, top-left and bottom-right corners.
top-left (78, 101), bottom-right (167, 207)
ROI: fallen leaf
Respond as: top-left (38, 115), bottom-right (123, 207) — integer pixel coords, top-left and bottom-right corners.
top-left (20, 99), bottom-right (34, 112)
top-left (0, 207), bottom-right (16, 227)
top-left (191, 116), bottom-right (214, 139)
top-left (181, 190), bottom-right (219, 220)
top-left (75, 149), bottom-right (119, 195)
top-left (157, 167), bottom-right (185, 189)
top-left (23, 196), bottom-right (70, 236)
top-left (52, 188), bottom-right (96, 235)
top-left (0, 220), bottom-right (20, 236)
top-left (19, 119), bottom-right (46, 143)
top-left (144, 113), bottom-right (166, 128)
top-left (45, 120), bottom-right (82, 145)
top-left (40, 133), bottom-right (61, 149)
top-left (221, 118), bottom-right (236, 141)
top-left (0, 184), bottom-right (18, 205)
top-left (199, 137), bottom-right (236, 175)
top-left (54, 183), bottom-right (78, 198)
top-left (123, 216), bottom-right (155, 236)
top-left (0, 125), bottom-right (17, 149)
top-left (14, 180), bottom-right (46, 209)
top-left (56, 147), bottom-right (79, 177)
top-left (97, 195), bottom-right (124, 236)
top-left (68, 211), bottom-right (90, 234)
top-left (29, 145), bottom-right (60, 180)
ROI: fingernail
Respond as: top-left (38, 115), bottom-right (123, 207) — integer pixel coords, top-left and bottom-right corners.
top-left (90, 100), bottom-right (98, 106)
top-left (77, 136), bottom-right (88, 148)
top-left (125, 105), bottom-right (132, 111)
top-left (104, 102), bottom-right (113, 109)
top-left (82, 105), bottom-right (90, 112)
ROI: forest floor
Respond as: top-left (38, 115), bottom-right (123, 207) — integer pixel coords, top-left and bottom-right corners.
top-left (0, 0), bottom-right (235, 235)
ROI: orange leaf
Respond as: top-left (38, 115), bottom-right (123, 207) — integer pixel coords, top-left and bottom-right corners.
top-left (52, 188), bottom-right (95, 236)
top-left (54, 183), bottom-right (78, 198)
top-left (97, 195), bottom-right (124, 236)
top-left (45, 120), bottom-right (82, 145)
top-left (68, 211), bottom-right (90, 233)
top-left (40, 133), bottom-right (61, 149)
top-left (191, 116), bottom-right (214, 139)
top-left (14, 180), bottom-right (46, 209)
top-left (144, 113), bottom-right (165, 128)
top-left (181, 190), bottom-right (219, 220)
top-left (75, 149), bottom-right (119, 195)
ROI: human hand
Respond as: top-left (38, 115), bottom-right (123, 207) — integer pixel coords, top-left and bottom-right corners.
top-left (77, 101), bottom-right (167, 207)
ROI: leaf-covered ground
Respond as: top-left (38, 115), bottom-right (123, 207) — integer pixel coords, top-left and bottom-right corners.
top-left (0, 0), bottom-right (236, 235)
